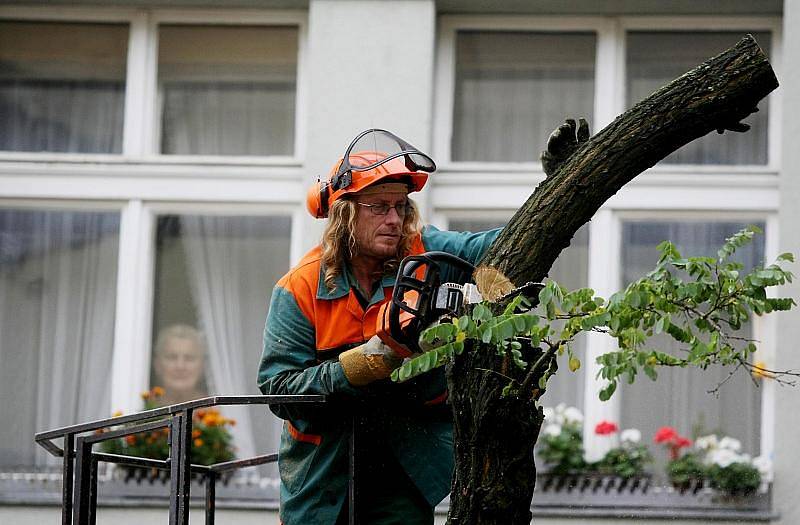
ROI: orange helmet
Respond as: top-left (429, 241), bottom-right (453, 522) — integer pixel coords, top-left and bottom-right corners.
top-left (306, 129), bottom-right (436, 218)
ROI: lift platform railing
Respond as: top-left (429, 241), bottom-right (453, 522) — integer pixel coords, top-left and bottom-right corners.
top-left (34, 395), bottom-right (351, 525)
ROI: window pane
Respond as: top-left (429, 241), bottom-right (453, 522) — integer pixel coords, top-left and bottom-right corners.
top-left (619, 221), bottom-right (765, 460)
top-left (452, 31), bottom-right (595, 162)
top-left (626, 31), bottom-right (770, 165)
top-left (152, 214), bottom-right (291, 472)
top-left (448, 218), bottom-right (589, 410)
top-left (0, 208), bottom-right (120, 468)
top-left (0, 21), bottom-right (128, 153)
top-left (158, 25), bottom-right (298, 156)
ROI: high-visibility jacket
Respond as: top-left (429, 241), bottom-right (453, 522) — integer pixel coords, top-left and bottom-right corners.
top-left (257, 225), bottom-right (501, 525)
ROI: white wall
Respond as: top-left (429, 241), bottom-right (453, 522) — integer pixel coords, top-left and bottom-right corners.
top-left (299, 0), bottom-right (437, 253)
top-left (773, 1), bottom-right (800, 524)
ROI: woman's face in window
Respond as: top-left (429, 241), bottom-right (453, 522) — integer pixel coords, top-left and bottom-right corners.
top-left (154, 336), bottom-right (205, 396)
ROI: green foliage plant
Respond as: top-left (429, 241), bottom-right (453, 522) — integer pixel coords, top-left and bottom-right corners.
top-left (100, 387), bottom-right (236, 467)
top-left (391, 227), bottom-right (797, 405)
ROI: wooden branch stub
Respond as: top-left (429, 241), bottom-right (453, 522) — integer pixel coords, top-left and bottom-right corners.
top-left (475, 34), bottom-right (778, 294)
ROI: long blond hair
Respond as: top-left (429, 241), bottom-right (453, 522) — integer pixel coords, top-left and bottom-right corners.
top-left (321, 197), bottom-right (422, 291)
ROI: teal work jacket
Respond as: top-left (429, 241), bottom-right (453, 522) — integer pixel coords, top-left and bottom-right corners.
top-left (257, 225), bottom-right (501, 525)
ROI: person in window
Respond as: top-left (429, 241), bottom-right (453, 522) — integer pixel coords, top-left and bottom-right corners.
top-left (153, 324), bottom-right (208, 405)
top-left (257, 129), bottom-right (501, 525)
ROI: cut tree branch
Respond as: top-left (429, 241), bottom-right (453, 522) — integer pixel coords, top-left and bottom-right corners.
top-left (474, 34), bottom-right (779, 299)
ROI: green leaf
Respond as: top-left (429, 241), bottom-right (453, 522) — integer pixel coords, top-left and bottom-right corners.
top-left (777, 252), bottom-right (795, 263)
top-left (538, 375), bottom-right (548, 390)
top-left (599, 381), bottom-right (617, 401)
top-left (472, 303), bottom-right (492, 322)
top-left (644, 364), bottom-right (657, 381)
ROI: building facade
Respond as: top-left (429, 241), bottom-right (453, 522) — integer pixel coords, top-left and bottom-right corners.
top-left (0, 1), bottom-right (797, 523)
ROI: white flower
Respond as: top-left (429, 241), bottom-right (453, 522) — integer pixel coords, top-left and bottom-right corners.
top-left (695, 434), bottom-right (718, 451)
top-left (708, 448), bottom-right (746, 468)
top-left (563, 406), bottom-right (584, 425)
top-left (718, 436), bottom-right (742, 452)
top-left (752, 455), bottom-right (773, 482)
top-left (542, 424), bottom-right (562, 437)
top-left (543, 407), bottom-right (555, 421)
top-left (620, 428), bottom-right (641, 444)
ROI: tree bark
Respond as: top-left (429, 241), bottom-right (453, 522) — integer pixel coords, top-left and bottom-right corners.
top-left (447, 35), bottom-right (778, 524)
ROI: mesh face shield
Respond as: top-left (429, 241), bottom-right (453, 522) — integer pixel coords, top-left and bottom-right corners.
top-left (330, 129), bottom-right (436, 191)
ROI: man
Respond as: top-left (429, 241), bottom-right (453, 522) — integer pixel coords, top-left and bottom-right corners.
top-left (257, 129), bottom-right (500, 524)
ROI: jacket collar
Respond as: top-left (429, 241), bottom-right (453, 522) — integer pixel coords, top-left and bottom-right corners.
top-left (316, 263), bottom-right (398, 303)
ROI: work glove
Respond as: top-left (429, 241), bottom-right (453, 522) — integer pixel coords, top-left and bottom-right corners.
top-left (339, 335), bottom-right (404, 386)
top-left (540, 117), bottom-right (590, 177)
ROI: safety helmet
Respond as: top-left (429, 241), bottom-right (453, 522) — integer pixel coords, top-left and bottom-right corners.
top-left (306, 129), bottom-right (436, 218)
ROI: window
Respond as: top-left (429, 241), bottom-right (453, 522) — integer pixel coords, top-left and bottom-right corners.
top-left (448, 218), bottom-right (590, 410)
top-left (451, 31), bottom-right (595, 162)
top-left (626, 31), bottom-right (771, 165)
top-left (0, 208), bottom-right (120, 468)
top-left (618, 220), bottom-right (765, 455)
top-left (158, 25), bottom-right (298, 156)
top-left (151, 214), bottom-right (292, 467)
top-left (0, 21), bottom-right (128, 153)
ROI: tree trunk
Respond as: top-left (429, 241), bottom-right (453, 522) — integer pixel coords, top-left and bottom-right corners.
top-left (447, 35), bottom-right (778, 524)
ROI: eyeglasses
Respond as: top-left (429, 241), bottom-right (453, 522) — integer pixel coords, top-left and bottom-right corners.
top-left (355, 201), bottom-right (410, 217)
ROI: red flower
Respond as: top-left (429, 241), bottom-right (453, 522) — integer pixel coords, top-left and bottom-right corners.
top-left (594, 420), bottom-right (619, 435)
top-left (654, 426), bottom-right (678, 444)
top-left (654, 426), bottom-right (692, 460)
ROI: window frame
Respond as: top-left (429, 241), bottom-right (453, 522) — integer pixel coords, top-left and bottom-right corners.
top-left (433, 15), bottom-right (782, 203)
top-left (0, 5), bottom-right (308, 165)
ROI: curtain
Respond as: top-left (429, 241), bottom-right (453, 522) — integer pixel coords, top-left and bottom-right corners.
top-left (157, 24), bottom-right (298, 157)
top-left (452, 31), bottom-right (596, 162)
top-left (626, 31), bottom-right (771, 165)
top-left (0, 210), bottom-right (119, 468)
top-left (180, 215), bottom-right (290, 464)
top-left (160, 82), bottom-right (295, 156)
top-left (0, 80), bottom-right (125, 153)
top-left (619, 221), bottom-right (765, 457)
top-left (0, 20), bottom-right (127, 153)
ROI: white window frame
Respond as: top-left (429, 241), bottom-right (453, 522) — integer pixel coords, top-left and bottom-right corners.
top-left (0, 5), bottom-right (309, 166)
top-left (432, 15), bottom-right (782, 214)
top-left (0, 2), bottom-right (311, 434)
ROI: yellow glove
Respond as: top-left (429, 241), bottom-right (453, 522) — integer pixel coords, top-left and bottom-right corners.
top-left (339, 335), bottom-right (403, 386)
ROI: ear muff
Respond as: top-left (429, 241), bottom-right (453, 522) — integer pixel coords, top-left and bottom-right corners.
top-left (319, 181), bottom-right (330, 218)
top-left (306, 181), bottom-right (328, 219)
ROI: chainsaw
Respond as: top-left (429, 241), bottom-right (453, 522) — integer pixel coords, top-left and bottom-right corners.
top-left (376, 251), bottom-right (483, 357)
top-left (376, 251), bottom-right (547, 358)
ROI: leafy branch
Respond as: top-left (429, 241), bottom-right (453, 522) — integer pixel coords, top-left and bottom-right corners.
top-left (391, 227), bottom-right (797, 401)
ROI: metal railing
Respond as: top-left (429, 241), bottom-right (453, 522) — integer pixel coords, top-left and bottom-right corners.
top-left (34, 395), bottom-right (346, 525)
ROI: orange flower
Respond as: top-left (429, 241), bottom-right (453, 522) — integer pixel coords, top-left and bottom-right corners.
top-left (202, 413), bottom-right (220, 427)
top-left (192, 429), bottom-right (202, 438)
top-left (152, 386), bottom-right (165, 397)
top-left (227, 419), bottom-right (236, 427)
top-left (194, 438), bottom-right (204, 447)
top-left (125, 435), bottom-right (137, 445)
top-left (112, 410), bottom-right (124, 418)
top-left (140, 391), bottom-right (151, 400)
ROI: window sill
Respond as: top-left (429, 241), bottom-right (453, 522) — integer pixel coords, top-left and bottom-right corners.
top-left (0, 471), bottom-right (777, 521)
